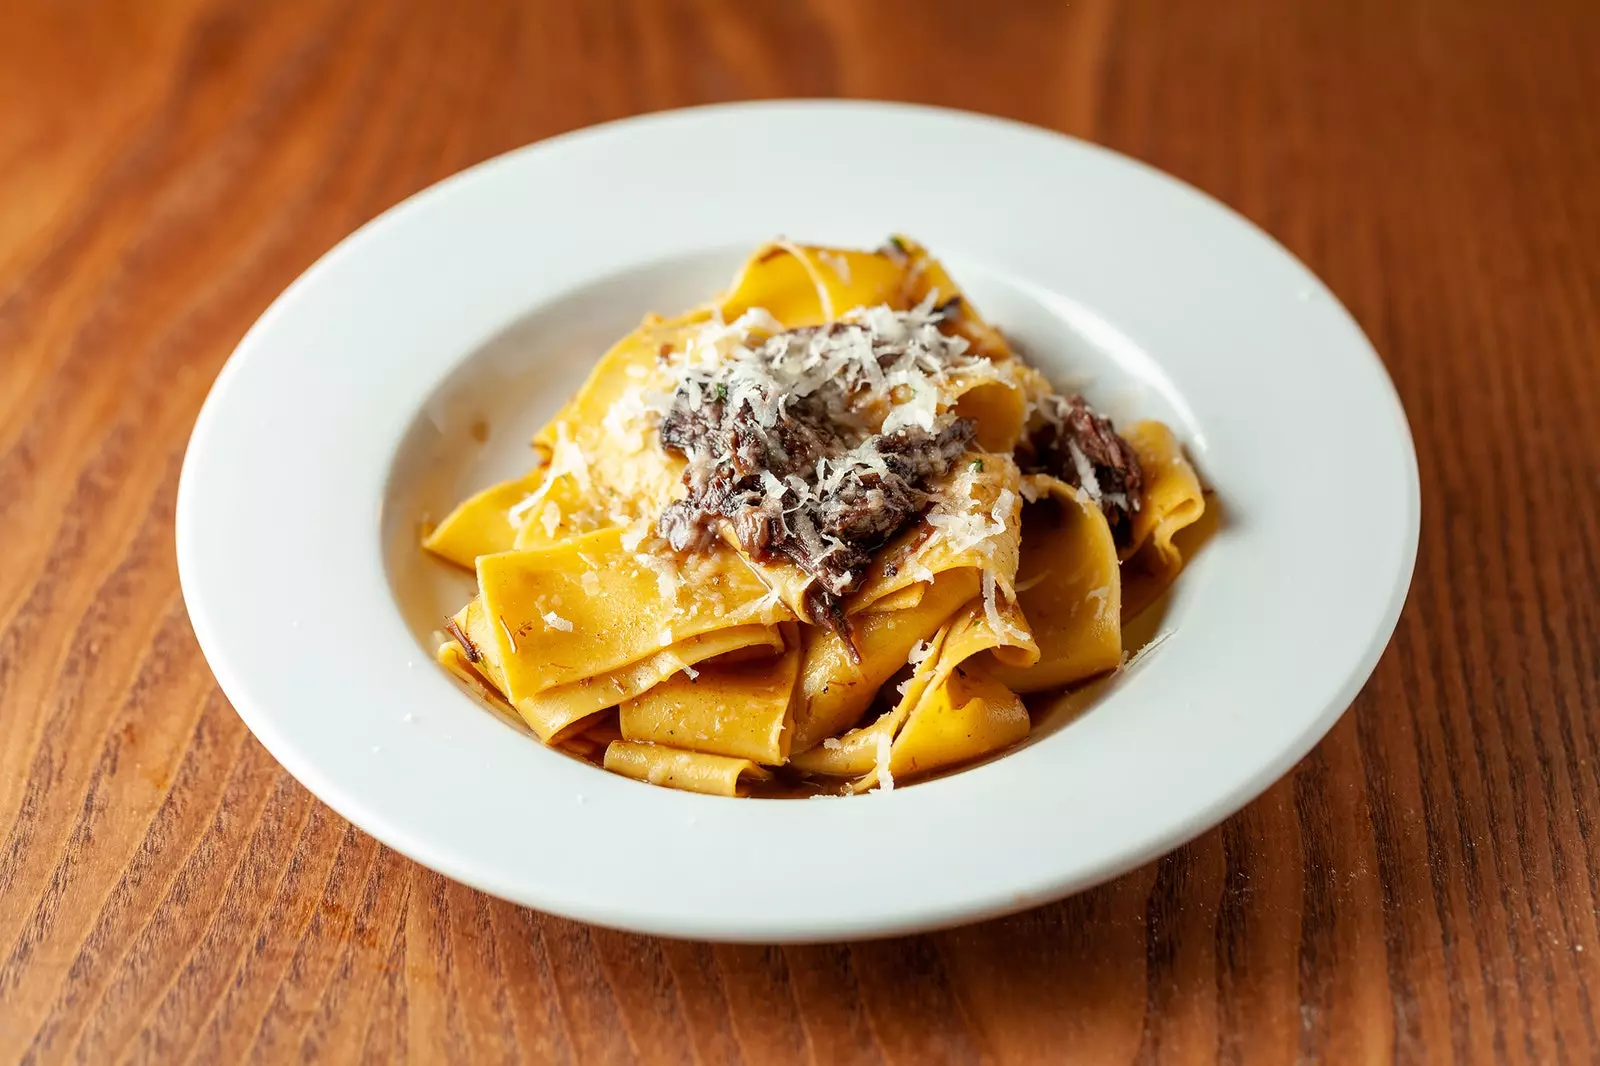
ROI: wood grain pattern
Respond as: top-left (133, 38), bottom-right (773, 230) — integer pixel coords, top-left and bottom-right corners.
top-left (2, 0), bottom-right (1597, 1061)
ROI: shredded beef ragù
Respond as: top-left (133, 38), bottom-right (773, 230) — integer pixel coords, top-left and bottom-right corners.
top-left (653, 304), bottom-right (1142, 641)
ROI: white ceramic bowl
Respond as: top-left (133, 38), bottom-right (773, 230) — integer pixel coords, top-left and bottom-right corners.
top-left (176, 101), bottom-right (1419, 941)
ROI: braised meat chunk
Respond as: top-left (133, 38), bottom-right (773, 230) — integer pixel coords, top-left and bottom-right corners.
top-left (1023, 395), bottom-right (1143, 545)
top-left (652, 300), bottom-right (998, 643)
top-left (658, 382), bottom-right (973, 619)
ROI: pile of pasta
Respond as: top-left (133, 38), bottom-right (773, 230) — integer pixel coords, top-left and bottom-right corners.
top-left (423, 239), bottom-right (1206, 797)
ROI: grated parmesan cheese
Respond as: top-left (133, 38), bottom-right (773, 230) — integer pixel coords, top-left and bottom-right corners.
top-left (924, 468), bottom-right (1009, 558)
top-left (981, 570), bottom-right (1006, 642)
top-left (664, 293), bottom-right (992, 446)
top-left (1121, 629), bottom-right (1173, 671)
top-left (620, 517), bottom-right (651, 552)
top-left (547, 423), bottom-right (593, 495)
top-left (991, 488), bottom-right (1017, 530)
top-left (601, 388), bottom-right (656, 449)
top-left (651, 295), bottom-right (1030, 606)
top-left (875, 733), bottom-right (895, 792)
top-left (1067, 440), bottom-right (1102, 503)
top-left (634, 548), bottom-right (680, 601)
top-left (507, 487), bottom-right (548, 526)
top-left (981, 569), bottom-right (1029, 644)
top-left (542, 611), bottom-right (574, 633)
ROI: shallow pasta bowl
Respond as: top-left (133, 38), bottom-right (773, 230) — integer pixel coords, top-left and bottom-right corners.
top-left (176, 101), bottom-right (1419, 942)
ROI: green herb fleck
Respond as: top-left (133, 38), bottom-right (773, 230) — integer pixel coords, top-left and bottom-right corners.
top-left (970, 458), bottom-right (985, 472)
top-left (712, 382), bottom-right (729, 404)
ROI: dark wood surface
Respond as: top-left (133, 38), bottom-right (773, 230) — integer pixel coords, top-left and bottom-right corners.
top-left (3, 0), bottom-right (1598, 1062)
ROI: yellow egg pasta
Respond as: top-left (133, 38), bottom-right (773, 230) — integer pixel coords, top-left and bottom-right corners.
top-left (986, 474), bottom-right (1124, 694)
top-left (620, 624), bottom-right (802, 764)
top-left (422, 238), bottom-right (1210, 796)
top-left (603, 741), bottom-right (772, 797)
top-left (791, 567), bottom-right (981, 753)
top-left (424, 469), bottom-right (549, 569)
top-left (1118, 420), bottom-right (1208, 620)
top-left (790, 597), bottom-right (1037, 791)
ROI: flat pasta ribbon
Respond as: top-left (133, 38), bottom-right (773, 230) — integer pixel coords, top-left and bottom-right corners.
top-left (721, 240), bottom-right (910, 328)
top-left (423, 468), bottom-right (548, 569)
top-left (791, 567), bottom-right (981, 753)
top-left (619, 623), bottom-right (802, 764)
top-left (1118, 420), bottom-right (1207, 620)
top-left (791, 596), bottom-right (1038, 791)
top-left (603, 742), bottom-right (772, 798)
top-left (465, 528), bottom-right (790, 741)
top-left (986, 474), bottom-right (1123, 693)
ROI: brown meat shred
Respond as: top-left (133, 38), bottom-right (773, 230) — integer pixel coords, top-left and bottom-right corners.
top-left (1022, 395), bottom-right (1144, 545)
top-left (657, 388), bottom-right (974, 641)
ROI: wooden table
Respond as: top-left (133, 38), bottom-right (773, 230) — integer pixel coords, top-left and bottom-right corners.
top-left (3, 1), bottom-right (1597, 1061)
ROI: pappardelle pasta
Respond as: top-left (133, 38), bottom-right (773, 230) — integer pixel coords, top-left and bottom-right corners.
top-left (423, 238), bottom-right (1207, 797)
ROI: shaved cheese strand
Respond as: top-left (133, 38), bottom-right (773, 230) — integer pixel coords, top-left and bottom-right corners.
top-left (875, 732), bottom-right (895, 793)
top-left (1121, 629), bottom-right (1173, 671)
top-left (665, 300), bottom-right (998, 444)
top-left (1067, 441), bottom-right (1102, 502)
